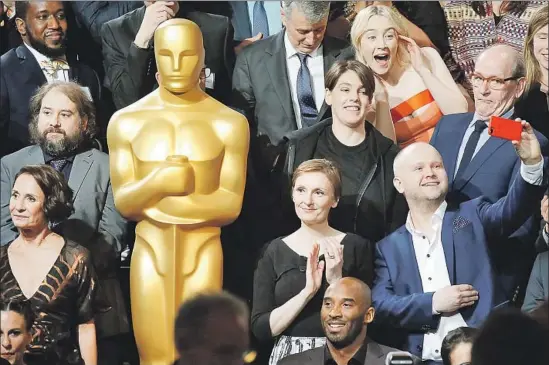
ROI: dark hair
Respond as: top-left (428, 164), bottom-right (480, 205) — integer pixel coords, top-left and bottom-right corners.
top-left (28, 81), bottom-right (98, 142)
top-left (325, 60), bottom-right (376, 100)
top-left (174, 292), bottom-right (249, 353)
top-left (441, 327), bottom-right (478, 365)
top-left (0, 300), bottom-right (35, 332)
top-left (14, 1), bottom-right (31, 22)
top-left (471, 1), bottom-right (529, 17)
top-left (471, 308), bottom-right (549, 365)
top-left (13, 165), bottom-right (74, 225)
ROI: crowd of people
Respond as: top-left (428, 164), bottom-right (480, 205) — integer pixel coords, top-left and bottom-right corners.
top-left (0, 1), bottom-right (548, 365)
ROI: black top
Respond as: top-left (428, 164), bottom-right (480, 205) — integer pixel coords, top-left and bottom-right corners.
top-left (324, 342), bottom-right (367, 365)
top-left (515, 83), bottom-right (549, 139)
top-left (251, 234), bottom-right (373, 342)
top-left (0, 240), bottom-right (101, 364)
top-left (314, 127), bottom-right (374, 235)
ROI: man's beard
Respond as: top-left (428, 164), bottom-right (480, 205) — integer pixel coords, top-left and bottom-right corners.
top-left (26, 25), bottom-right (66, 58)
top-left (29, 123), bottom-right (85, 158)
top-left (324, 320), bottom-right (364, 350)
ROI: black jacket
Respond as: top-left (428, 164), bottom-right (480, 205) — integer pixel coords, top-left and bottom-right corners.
top-left (101, 5), bottom-right (235, 110)
top-left (276, 119), bottom-right (407, 243)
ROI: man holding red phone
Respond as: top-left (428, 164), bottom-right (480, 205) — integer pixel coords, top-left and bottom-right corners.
top-left (430, 43), bottom-right (548, 307)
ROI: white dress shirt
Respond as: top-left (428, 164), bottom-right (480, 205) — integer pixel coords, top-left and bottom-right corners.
top-left (406, 159), bottom-right (544, 361)
top-left (454, 108), bottom-right (514, 178)
top-left (24, 42), bottom-right (69, 83)
top-left (284, 32), bottom-right (325, 129)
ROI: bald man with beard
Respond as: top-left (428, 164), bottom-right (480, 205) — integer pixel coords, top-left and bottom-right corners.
top-left (278, 277), bottom-right (403, 365)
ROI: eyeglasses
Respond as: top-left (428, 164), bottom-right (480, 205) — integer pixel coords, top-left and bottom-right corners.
top-left (199, 67), bottom-right (211, 80)
top-left (470, 73), bottom-right (520, 90)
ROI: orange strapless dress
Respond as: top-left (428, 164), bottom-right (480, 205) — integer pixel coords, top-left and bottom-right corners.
top-left (390, 89), bottom-right (443, 147)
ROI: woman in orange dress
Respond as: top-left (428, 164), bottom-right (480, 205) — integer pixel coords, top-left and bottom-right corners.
top-left (351, 5), bottom-right (470, 147)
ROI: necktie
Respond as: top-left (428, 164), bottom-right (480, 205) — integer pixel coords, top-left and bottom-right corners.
top-left (253, 1), bottom-right (269, 37)
top-left (296, 53), bottom-right (318, 128)
top-left (455, 120), bottom-right (488, 180)
top-left (40, 59), bottom-right (69, 79)
top-left (49, 159), bottom-right (68, 172)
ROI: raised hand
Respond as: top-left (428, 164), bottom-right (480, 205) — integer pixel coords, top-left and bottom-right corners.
top-left (433, 284), bottom-right (479, 314)
top-left (134, 1), bottom-right (179, 49)
top-left (304, 243), bottom-right (325, 298)
top-left (319, 237), bottom-right (343, 285)
top-left (399, 35), bottom-right (428, 73)
top-left (512, 120), bottom-right (542, 165)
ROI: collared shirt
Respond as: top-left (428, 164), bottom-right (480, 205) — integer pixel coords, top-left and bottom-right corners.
top-left (43, 150), bottom-right (75, 181)
top-left (405, 159), bottom-right (544, 361)
top-left (323, 343), bottom-right (367, 365)
top-left (454, 108), bottom-right (514, 177)
top-left (24, 42), bottom-right (69, 83)
top-left (284, 32), bottom-right (324, 129)
top-left (405, 201), bottom-right (468, 361)
top-left (230, 1), bottom-right (283, 41)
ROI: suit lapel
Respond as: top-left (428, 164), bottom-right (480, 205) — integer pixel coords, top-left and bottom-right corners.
top-left (453, 136), bottom-right (506, 191)
top-left (365, 340), bottom-right (385, 364)
top-left (441, 210), bottom-right (456, 285)
top-left (15, 45), bottom-right (47, 87)
top-left (398, 229), bottom-right (424, 293)
top-left (447, 115), bottom-right (473, 187)
top-left (265, 32), bottom-right (296, 128)
top-left (27, 145), bottom-right (46, 164)
top-left (68, 151), bottom-right (93, 198)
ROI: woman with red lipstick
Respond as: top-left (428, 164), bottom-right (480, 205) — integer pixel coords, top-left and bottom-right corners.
top-left (350, 5), bottom-right (469, 147)
top-left (251, 159), bottom-right (372, 365)
top-left (0, 165), bottom-right (101, 365)
top-left (0, 300), bottom-right (33, 365)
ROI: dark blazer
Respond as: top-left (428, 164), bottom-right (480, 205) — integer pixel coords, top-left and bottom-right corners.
top-left (101, 5), bottom-right (235, 110)
top-left (0, 45), bottom-right (101, 157)
top-left (232, 31), bottom-right (354, 148)
top-left (371, 170), bottom-right (546, 358)
top-left (0, 145), bottom-right (130, 338)
top-left (277, 339), bottom-right (401, 365)
top-left (522, 251), bottom-right (549, 313)
top-left (277, 119), bottom-right (407, 243)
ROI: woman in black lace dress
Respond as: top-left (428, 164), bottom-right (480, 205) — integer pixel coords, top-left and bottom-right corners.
top-left (0, 165), bottom-right (101, 365)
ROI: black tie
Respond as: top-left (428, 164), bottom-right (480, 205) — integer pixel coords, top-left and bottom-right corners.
top-left (296, 53), bottom-right (318, 128)
top-left (455, 120), bottom-right (487, 180)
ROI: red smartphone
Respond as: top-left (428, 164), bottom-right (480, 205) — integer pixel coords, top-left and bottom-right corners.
top-left (488, 116), bottom-right (523, 141)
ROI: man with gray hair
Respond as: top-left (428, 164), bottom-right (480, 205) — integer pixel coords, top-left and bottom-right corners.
top-left (430, 43), bottom-right (548, 307)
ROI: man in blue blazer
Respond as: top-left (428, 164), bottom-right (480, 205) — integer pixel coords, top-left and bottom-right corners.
top-left (430, 44), bottom-right (548, 305)
top-left (372, 121), bottom-right (546, 364)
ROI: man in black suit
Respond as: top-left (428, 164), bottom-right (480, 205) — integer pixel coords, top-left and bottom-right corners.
top-left (279, 277), bottom-right (404, 365)
top-left (101, 1), bottom-right (235, 110)
top-left (0, 1), bottom-right (101, 157)
top-left (232, 0), bottom-right (353, 170)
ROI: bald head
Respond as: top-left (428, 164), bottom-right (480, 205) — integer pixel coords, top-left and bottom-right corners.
top-left (325, 277), bottom-right (372, 308)
top-left (393, 142), bottom-right (442, 177)
top-left (477, 44), bottom-right (525, 79)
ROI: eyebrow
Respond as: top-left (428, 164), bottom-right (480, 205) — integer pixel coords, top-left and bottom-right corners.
top-left (42, 107), bottom-right (74, 113)
top-left (365, 27), bottom-right (396, 33)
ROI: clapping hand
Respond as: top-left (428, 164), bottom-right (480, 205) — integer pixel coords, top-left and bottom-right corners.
top-left (319, 237), bottom-right (343, 284)
top-left (513, 120), bottom-right (542, 165)
top-left (304, 243), bottom-right (325, 298)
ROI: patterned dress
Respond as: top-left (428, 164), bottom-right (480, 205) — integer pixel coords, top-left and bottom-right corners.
top-left (443, 1), bottom-right (545, 95)
top-left (0, 239), bottom-right (101, 365)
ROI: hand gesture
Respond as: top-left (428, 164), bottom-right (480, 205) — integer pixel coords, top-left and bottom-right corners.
top-left (319, 237), bottom-right (343, 285)
top-left (373, 75), bottom-right (389, 104)
top-left (154, 155), bottom-right (195, 196)
top-left (512, 120), bottom-right (542, 165)
top-left (304, 243), bottom-right (325, 298)
top-left (134, 1), bottom-right (179, 49)
top-left (399, 35), bottom-right (427, 73)
top-left (541, 195), bottom-right (548, 223)
top-left (234, 33), bottom-right (263, 55)
top-left (433, 284), bottom-right (478, 314)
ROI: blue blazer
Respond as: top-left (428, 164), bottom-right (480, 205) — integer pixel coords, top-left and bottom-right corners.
top-left (371, 172), bottom-right (546, 358)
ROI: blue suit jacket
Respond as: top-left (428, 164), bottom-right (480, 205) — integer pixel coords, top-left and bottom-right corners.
top-left (371, 171), bottom-right (546, 358)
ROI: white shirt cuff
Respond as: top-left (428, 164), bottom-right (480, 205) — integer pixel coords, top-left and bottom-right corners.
top-left (520, 160), bottom-right (544, 186)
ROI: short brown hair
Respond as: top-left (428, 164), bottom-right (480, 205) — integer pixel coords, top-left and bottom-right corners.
top-left (292, 159), bottom-right (342, 201)
top-left (325, 60), bottom-right (376, 100)
top-left (28, 81), bottom-right (97, 141)
top-left (14, 165), bottom-right (74, 225)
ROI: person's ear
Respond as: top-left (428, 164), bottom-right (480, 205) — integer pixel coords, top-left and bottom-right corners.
top-left (393, 177), bottom-right (404, 194)
top-left (325, 89), bottom-right (333, 106)
top-left (15, 17), bottom-right (27, 37)
top-left (364, 306), bottom-right (375, 324)
top-left (332, 198), bottom-right (339, 208)
top-left (516, 77), bottom-right (526, 98)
